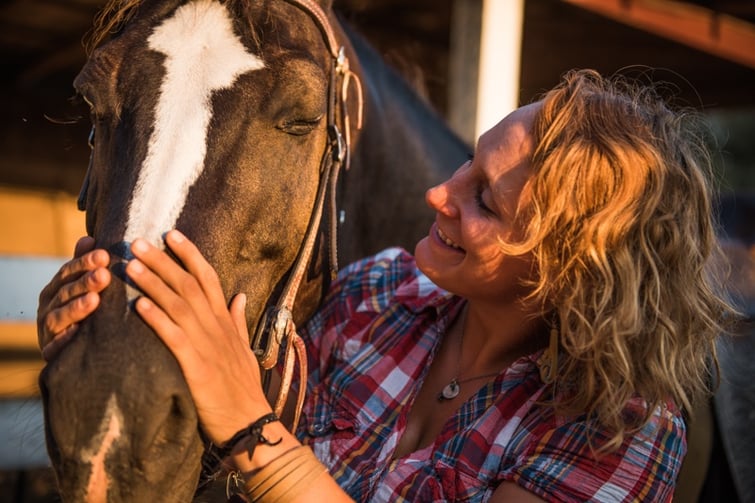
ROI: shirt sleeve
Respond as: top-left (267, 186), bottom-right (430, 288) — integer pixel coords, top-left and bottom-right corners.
top-left (503, 403), bottom-right (687, 502)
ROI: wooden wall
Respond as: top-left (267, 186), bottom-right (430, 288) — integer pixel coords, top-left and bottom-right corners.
top-left (0, 187), bottom-right (84, 397)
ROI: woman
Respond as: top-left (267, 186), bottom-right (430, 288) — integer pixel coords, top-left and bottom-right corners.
top-left (38, 69), bottom-right (736, 501)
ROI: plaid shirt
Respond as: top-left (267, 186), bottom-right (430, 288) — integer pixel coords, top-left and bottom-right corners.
top-left (296, 248), bottom-right (686, 502)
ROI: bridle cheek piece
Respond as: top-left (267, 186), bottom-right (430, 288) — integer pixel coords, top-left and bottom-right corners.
top-left (250, 0), bottom-right (363, 432)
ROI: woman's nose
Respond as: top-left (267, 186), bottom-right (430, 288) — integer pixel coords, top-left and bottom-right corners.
top-left (425, 180), bottom-right (458, 217)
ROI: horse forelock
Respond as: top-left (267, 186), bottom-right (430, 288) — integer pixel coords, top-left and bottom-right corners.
top-left (124, 0), bottom-right (265, 247)
top-left (87, 0), bottom-right (267, 55)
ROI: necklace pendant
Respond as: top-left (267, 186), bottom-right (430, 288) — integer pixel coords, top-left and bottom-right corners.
top-left (438, 379), bottom-right (460, 402)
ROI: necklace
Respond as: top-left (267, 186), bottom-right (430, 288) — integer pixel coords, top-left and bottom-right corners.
top-left (437, 373), bottom-right (501, 401)
top-left (436, 308), bottom-right (500, 402)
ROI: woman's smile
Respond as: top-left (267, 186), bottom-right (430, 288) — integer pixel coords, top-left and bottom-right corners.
top-left (436, 225), bottom-right (463, 251)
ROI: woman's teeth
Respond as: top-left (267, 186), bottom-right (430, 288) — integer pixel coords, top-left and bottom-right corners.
top-left (437, 227), bottom-right (462, 250)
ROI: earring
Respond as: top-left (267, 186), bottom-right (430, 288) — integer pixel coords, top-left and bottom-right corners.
top-left (539, 316), bottom-right (559, 384)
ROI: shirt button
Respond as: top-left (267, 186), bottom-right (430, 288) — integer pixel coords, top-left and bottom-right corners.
top-left (313, 423), bottom-right (325, 433)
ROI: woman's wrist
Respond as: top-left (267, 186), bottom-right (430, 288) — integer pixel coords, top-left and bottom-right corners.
top-left (225, 419), bottom-right (354, 502)
top-left (215, 412), bottom-right (282, 459)
top-left (229, 420), bottom-right (301, 474)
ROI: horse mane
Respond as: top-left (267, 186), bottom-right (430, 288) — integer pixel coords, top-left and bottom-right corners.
top-left (84, 0), bottom-right (140, 53)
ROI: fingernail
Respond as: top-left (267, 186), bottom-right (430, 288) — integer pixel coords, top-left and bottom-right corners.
top-left (91, 268), bottom-right (105, 282)
top-left (128, 259), bottom-right (144, 274)
top-left (136, 296), bottom-right (152, 311)
top-left (132, 239), bottom-right (148, 253)
top-left (82, 292), bottom-right (95, 306)
top-left (169, 230), bottom-right (185, 243)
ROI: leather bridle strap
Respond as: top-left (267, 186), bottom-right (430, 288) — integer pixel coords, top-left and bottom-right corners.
top-left (251, 0), bottom-right (363, 431)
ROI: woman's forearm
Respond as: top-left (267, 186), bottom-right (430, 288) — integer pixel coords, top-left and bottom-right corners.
top-left (229, 421), bottom-right (353, 501)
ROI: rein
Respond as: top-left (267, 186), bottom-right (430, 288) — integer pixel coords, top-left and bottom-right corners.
top-left (249, 0), bottom-right (363, 430)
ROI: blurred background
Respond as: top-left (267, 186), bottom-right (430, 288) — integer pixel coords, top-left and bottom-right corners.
top-left (1, 0), bottom-right (753, 501)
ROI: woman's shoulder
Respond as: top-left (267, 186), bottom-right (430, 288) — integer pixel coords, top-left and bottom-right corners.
top-left (506, 398), bottom-right (685, 502)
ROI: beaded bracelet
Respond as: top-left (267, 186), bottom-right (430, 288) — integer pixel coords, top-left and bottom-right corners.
top-left (215, 412), bottom-right (282, 460)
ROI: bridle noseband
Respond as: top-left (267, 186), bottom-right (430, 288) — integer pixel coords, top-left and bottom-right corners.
top-left (249, 0), bottom-right (363, 431)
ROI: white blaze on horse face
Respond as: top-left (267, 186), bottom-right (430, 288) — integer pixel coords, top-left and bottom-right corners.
top-left (124, 0), bottom-right (264, 246)
top-left (81, 395), bottom-right (123, 503)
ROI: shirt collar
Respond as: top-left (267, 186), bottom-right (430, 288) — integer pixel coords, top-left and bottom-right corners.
top-left (393, 268), bottom-right (455, 313)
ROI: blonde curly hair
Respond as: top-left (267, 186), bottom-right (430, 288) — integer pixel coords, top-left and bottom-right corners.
top-left (504, 69), bottom-right (738, 451)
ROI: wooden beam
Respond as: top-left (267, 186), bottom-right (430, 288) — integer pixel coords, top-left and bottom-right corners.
top-left (562, 0), bottom-right (755, 69)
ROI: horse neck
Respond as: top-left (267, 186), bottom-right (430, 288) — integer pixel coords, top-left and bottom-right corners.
top-left (336, 21), bottom-right (471, 263)
top-left (348, 23), bottom-right (470, 171)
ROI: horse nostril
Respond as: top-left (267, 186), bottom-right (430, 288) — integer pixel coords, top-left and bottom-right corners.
top-left (132, 396), bottom-right (205, 499)
top-left (145, 393), bottom-right (200, 460)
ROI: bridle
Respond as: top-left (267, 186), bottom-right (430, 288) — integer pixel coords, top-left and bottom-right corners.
top-left (249, 0), bottom-right (363, 430)
top-left (76, 0), bottom-right (363, 475)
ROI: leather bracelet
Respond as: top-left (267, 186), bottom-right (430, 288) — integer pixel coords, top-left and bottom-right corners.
top-left (215, 412), bottom-right (282, 460)
top-left (245, 446), bottom-right (328, 502)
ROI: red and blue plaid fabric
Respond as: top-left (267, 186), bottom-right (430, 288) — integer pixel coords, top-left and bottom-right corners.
top-left (296, 248), bottom-right (686, 502)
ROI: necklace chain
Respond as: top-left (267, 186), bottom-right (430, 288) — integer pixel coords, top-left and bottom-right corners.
top-left (437, 307), bottom-right (500, 402)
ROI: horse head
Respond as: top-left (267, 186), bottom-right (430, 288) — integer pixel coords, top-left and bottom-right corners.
top-left (38, 0), bottom-right (362, 500)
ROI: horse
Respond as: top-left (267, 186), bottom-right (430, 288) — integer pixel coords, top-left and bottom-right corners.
top-left (37, 1), bottom-right (469, 501)
top-left (675, 192), bottom-right (755, 503)
top-left (703, 193), bottom-right (755, 503)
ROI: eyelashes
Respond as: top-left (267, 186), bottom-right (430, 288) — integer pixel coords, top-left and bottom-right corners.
top-left (475, 185), bottom-right (493, 214)
top-left (463, 152), bottom-right (497, 217)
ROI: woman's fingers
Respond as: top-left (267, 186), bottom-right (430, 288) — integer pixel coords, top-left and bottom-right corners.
top-left (37, 240), bottom-right (111, 356)
top-left (41, 323), bottom-right (79, 361)
top-left (56, 266), bottom-right (110, 307)
top-left (41, 290), bottom-right (100, 337)
top-left (162, 231), bottom-right (228, 314)
top-left (133, 296), bottom-right (198, 361)
top-left (126, 233), bottom-right (271, 443)
top-left (39, 248), bottom-right (109, 310)
top-left (38, 272), bottom-right (109, 353)
top-left (127, 237), bottom-right (230, 350)
top-left (128, 233), bottom-right (232, 330)
top-left (229, 293), bottom-right (249, 344)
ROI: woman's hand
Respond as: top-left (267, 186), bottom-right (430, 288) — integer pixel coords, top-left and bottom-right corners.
top-left (128, 231), bottom-right (356, 501)
top-left (37, 236), bottom-right (111, 361)
top-left (125, 230), bottom-right (272, 445)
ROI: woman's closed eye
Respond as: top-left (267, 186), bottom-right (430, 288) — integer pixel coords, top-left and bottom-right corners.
top-left (475, 184), bottom-right (496, 216)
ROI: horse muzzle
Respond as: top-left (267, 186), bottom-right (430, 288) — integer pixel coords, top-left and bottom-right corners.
top-left (38, 281), bottom-right (204, 502)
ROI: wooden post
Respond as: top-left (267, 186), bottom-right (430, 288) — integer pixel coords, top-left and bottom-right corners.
top-left (448, 0), bottom-right (525, 145)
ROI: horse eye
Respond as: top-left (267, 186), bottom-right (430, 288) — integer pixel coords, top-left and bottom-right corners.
top-left (276, 116), bottom-right (323, 136)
